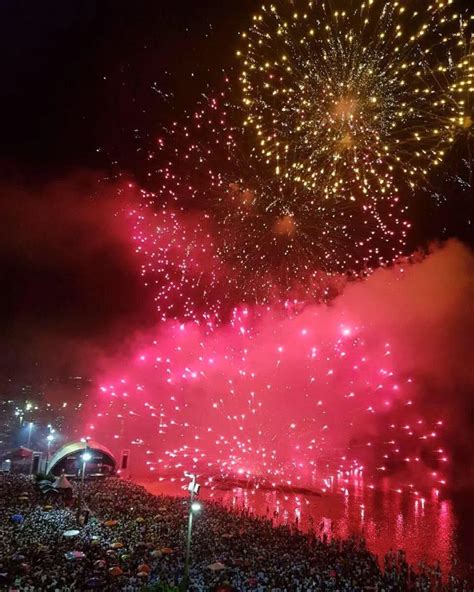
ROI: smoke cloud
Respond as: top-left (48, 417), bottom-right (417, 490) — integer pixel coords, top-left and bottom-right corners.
top-left (86, 238), bottom-right (474, 491)
top-left (0, 173), bottom-right (155, 380)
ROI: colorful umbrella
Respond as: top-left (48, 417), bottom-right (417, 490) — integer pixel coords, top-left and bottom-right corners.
top-left (65, 551), bottom-right (85, 560)
top-left (10, 514), bottom-right (23, 523)
top-left (63, 530), bottom-right (80, 538)
top-left (110, 542), bottom-right (124, 549)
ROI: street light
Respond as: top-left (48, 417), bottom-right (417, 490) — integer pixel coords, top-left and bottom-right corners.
top-left (45, 434), bottom-right (54, 473)
top-left (76, 441), bottom-right (91, 524)
top-left (182, 474), bottom-right (201, 591)
top-left (26, 422), bottom-right (34, 448)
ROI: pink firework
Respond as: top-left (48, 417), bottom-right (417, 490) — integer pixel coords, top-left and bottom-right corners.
top-left (128, 84), bottom-right (410, 321)
top-left (85, 303), bottom-right (448, 496)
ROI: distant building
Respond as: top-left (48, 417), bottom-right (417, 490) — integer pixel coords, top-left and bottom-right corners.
top-left (0, 446), bottom-right (35, 473)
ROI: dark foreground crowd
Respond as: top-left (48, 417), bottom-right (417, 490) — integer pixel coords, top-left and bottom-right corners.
top-left (0, 474), bottom-right (471, 592)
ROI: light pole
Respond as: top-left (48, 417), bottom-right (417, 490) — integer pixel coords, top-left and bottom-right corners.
top-left (45, 434), bottom-right (54, 473)
top-left (26, 422), bottom-right (34, 449)
top-left (76, 442), bottom-right (91, 524)
top-left (182, 475), bottom-right (201, 591)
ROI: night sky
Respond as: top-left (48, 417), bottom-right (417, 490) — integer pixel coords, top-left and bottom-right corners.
top-left (0, 0), bottom-right (473, 379)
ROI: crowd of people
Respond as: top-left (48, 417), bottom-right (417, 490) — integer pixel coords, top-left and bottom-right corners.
top-left (0, 473), bottom-right (471, 591)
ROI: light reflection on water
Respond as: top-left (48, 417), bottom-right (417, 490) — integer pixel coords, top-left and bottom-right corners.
top-left (140, 475), bottom-right (472, 580)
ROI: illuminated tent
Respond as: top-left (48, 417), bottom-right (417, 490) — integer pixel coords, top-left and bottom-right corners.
top-left (53, 474), bottom-right (72, 489)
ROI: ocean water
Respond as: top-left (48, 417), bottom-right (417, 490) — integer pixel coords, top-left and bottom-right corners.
top-left (139, 475), bottom-right (474, 581)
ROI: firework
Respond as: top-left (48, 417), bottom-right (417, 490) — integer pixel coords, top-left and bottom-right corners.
top-left (130, 203), bottom-right (225, 322)
top-left (133, 89), bottom-right (409, 320)
top-left (127, 0), bottom-right (474, 322)
top-left (238, 0), bottom-right (472, 196)
top-left (437, 38), bottom-right (474, 185)
top-left (87, 306), bottom-right (448, 495)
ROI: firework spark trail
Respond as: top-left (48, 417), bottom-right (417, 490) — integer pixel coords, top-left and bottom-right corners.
top-left (130, 0), bottom-right (473, 322)
top-left (238, 0), bottom-right (473, 194)
top-left (133, 88), bottom-right (409, 321)
top-left (439, 40), bottom-right (474, 184)
top-left (86, 308), bottom-right (447, 496)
